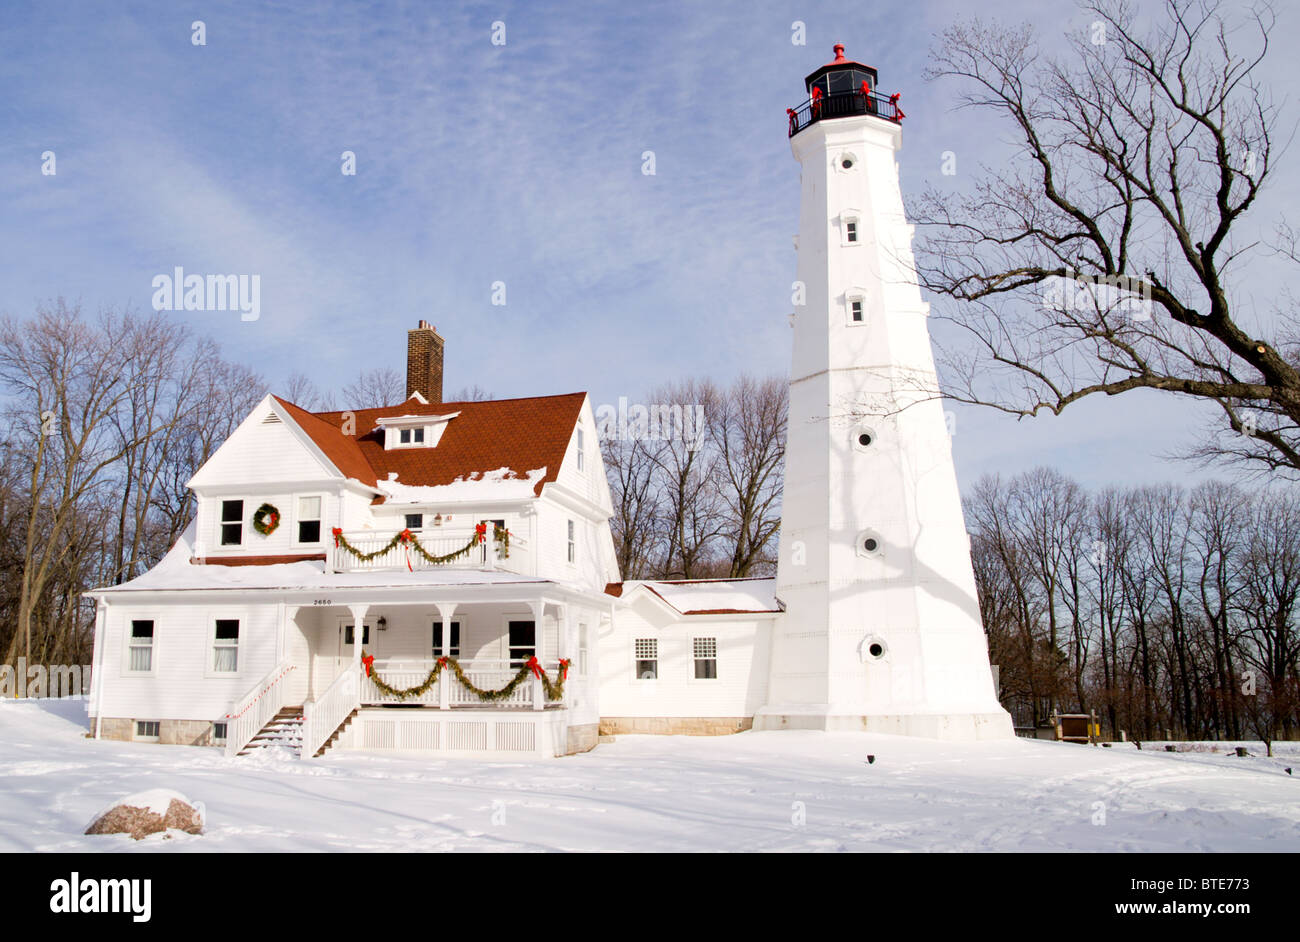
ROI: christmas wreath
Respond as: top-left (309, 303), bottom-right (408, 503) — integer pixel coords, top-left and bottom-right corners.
top-left (252, 502), bottom-right (281, 536)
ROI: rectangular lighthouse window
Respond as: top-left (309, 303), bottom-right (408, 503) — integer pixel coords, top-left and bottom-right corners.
top-left (851, 300), bottom-right (864, 322)
top-left (846, 221), bottom-right (858, 242)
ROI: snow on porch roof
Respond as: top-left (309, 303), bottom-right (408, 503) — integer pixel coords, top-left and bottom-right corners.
top-left (272, 392), bottom-right (586, 499)
top-left (607, 577), bottom-right (782, 615)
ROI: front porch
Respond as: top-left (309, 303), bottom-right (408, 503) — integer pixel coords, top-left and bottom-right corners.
top-left (224, 585), bottom-right (602, 759)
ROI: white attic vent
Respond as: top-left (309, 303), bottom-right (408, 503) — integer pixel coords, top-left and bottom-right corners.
top-left (261, 413), bottom-right (282, 425)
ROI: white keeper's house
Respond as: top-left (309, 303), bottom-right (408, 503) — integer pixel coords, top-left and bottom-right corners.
top-left (86, 46), bottom-right (1012, 760)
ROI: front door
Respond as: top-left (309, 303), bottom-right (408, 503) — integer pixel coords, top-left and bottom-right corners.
top-left (338, 621), bottom-right (372, 672)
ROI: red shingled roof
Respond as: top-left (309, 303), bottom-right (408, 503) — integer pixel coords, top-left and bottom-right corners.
top-left (272, 392), bottom-right (585, 498)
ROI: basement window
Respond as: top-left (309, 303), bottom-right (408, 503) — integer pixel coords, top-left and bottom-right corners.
top-left (212, 722), bottom-right (228, 744)
top-left (135, 720), bottom-right (160, 742)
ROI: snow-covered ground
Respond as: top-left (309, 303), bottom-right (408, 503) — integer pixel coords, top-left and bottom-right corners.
top-left (2, 698), bottom-right (1297, 852)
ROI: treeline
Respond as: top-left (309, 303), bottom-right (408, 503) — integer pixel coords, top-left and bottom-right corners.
top-left (967, 469), bottom-right (1300, 747)
top-left (0, 301), bottom-right (266, 667)
top-left (600, 375), bottom-right (787, 581)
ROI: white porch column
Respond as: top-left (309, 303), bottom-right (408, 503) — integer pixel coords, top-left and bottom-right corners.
top-left (529, 600), bottom-right (546, 711)
top-left (435, 602), bottom-right (458, 710)
top-left (347, 604), bottom-right (369, 667)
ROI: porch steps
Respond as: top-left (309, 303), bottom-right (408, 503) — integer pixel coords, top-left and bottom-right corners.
top-left (313, 708), bottom-right (358, 758)
top-left (238, 706), bottom-right (305, 757)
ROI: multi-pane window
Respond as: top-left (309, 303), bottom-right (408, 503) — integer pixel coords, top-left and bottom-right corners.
top-left (508, 620), bottom-right (535, 669)
top-left (212, 722), bottom-right (228, 743)
top-left (128, 620), bottom-right (154, 672)
top-left (567, 520), bottom-right (576, 563)
top-left (845, 220), bottom-right (858, 242)
top-left (432, 621), bottom-right (461, 657)
top-left (405, 513), bottom-right (423, 530)
top-left (213, 619), bottom-right (240, 672)
top-left (135, 720), bottom-right (160, 741)
top-left (693, 637), bottom-right (718, 679)
top-left (576, 428), bottom-right (585, 471)
top-left (298, 496), bottom-right (322, 543)
top-left (220, 500), bottom-right (243, 545)
top-left (850, 299), bottom-right (863, 322)
top-left (399, 427), bottom-right (426, 444)
top-left (635, 639), bottom-right (658, 680)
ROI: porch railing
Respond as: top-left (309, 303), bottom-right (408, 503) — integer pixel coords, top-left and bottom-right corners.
top-left (331, 529), bottom-right (528, 575)
top-left (224, 659), bottom-right (296, 758)
top-left (361, 658), bottom-right (565, 710)
top-left (302, 662), bottom-right (360, 758)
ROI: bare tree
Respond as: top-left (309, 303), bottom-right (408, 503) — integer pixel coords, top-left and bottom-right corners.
top-left (710, 375), bottom-right (787, 577)
top-left (601, 434), bottom-right (663, 580)
top-left (341, 367), bottom-right (404, 408)
top-left (914, 1), bottom-right (1299, 475)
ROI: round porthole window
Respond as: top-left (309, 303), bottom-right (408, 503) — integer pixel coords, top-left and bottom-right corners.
top-left (852, 426), bottom-right (878, 453)
top-left (836, 152), bottom-right (859, 173)
top-left (842, 157), bottom-right (854, 169)
top-left (859, 636), bottom-right (888, 662)
top-left (857, 529), bottom-right (884, 557)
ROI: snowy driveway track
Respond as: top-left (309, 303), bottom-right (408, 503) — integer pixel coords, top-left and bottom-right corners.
top-left (2, 700), bottom-right (1296, 852)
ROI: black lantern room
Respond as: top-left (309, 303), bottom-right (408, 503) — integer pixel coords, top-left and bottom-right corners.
top-left (788, 44), bottom-right (900, 137)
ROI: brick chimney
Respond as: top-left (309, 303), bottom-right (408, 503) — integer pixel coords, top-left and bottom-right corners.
top-left (406, 320), bottom-right (445, 403)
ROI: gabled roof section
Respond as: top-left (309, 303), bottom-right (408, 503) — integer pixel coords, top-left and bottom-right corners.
top-left (608, 577), bottom-right (782, 615)
top-left (274, 392), bottom-right (586, 498)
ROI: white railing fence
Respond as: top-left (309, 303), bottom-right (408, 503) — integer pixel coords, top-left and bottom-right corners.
top-left (224, 660), bottom-right (297, 758)
top-left (332, 529), bottom-right (528, 574)
top-left (362, 658), bottom-right (564, 710)
top-left (302, 663), bottom-right (360, 758)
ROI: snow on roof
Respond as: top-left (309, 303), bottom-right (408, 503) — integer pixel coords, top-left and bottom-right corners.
top-left (376, 466), bottom-right (548, 504)
top-left (91, 524), bottom-right (552, 594)
top-left (615, 578), bottom-right (781, 615)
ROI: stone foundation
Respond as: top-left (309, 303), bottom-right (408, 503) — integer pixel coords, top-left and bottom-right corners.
top-left (564, 723), bottom-right (599, 755)
top-left (599, 717), bottom-right (753, 736)
top-left (94, 717), bottom-right (220, 747)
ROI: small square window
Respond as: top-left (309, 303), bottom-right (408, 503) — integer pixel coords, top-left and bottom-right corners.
top-left (400, 428), bottom-right (411, 444)
top-left (212, 722), bottom-right (228, 743)
top-left (413, 427), bottom-right (425, 443)
top-left (405, 513), bottom-right (423, 530)
top-left (220, 500), bottom-right (243, 546)
top-left (634, 639), bottom-right (658, 680)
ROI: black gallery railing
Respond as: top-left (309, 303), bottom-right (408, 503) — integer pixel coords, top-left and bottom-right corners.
top-left (787, 89), bottom-right (904, 137)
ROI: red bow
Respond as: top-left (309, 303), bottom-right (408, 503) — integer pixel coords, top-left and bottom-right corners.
top-left (810, 85), bottom-right (822, 118)
top-left (889, 92), bottom-right (905, 121)
top-left (475, 522), bottom-right (487, 543)
top-left (526, 656), bottom-right (542, 679)
top-left (332, 527), bottom-right (342, 547)
top-left (437, 656), bottom-right (449, 669)
top-left (399, 528), bottom-right (412, 543)
top-left (361, 653), bottom-right (374, 677)
top-left (559, 658), bottom-right (571, 681)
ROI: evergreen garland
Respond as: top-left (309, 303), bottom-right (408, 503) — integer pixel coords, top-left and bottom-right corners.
top-left (361, 653), bottom-right (571, 703)
top-left (331, 525), bottom-right (511, 565)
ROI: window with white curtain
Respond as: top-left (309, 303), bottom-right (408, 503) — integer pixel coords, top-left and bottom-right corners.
top-left (213, 619), bottom-right (240, 673)
top-left (128, 620), bottom-right (154, 672)
top-left (298, 496), bottom-right (322, 543)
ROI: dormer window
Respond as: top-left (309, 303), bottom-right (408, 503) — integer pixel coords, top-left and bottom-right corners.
top-left (377, 411), bottom-right (459, 450)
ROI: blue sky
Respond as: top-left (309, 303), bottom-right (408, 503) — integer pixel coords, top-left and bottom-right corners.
top-left (1, 0), bottom-right (1295, 492)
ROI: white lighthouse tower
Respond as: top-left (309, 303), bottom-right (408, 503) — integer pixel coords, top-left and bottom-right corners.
top-left (755, 46), bottom-right (1013, 740)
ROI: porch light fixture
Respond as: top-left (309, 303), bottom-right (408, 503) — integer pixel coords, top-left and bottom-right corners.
top-left (434, 513), bottom-right (442, 526)
top-left (377, 616), bottom-right (387, 631)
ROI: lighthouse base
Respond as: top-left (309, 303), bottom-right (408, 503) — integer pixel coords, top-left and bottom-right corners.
top-left (752, 706), bottom-right (1014, 742)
